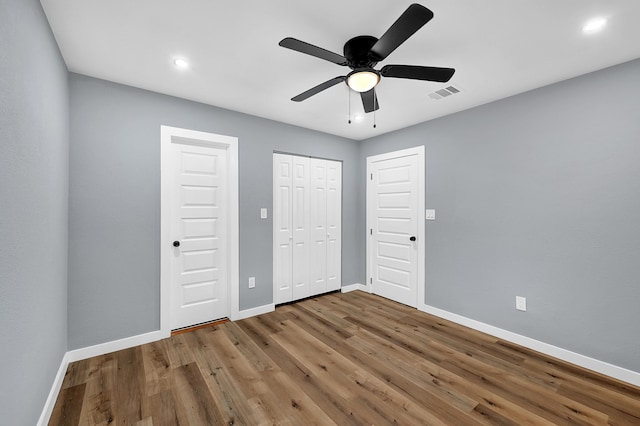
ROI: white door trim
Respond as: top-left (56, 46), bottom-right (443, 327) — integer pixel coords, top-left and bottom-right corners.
top-left (366, 146), bottom-right (425, 309)
top-left (160, 125), bottom-right (240, 337)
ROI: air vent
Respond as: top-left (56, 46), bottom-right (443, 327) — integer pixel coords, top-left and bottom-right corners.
top-left (428, 85), bottom-right (461, 100)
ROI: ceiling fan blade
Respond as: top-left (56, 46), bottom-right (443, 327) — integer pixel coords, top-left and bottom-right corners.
top-left (381, 65), bottom-right (455, 82)
top-left (279, 37), bottom-right (348, 66)
top-left (291, 76), bottom-right (346, 102)
top-left (361, 89), bottom-right (380, 113)
top-left (370, 4), bottom-right (434, 61)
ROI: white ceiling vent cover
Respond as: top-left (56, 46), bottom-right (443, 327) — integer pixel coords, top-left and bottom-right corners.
top-left (429, 85), bottom-right (461, 100)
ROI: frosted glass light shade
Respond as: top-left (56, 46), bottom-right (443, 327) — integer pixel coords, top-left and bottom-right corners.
top-left (347, 71), bottom-right (380, 92)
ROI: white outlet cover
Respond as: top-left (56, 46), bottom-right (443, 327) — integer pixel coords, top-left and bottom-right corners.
top-left (425, 209), bottom-right (436, 220)
top-left (260, 208), bottom-right (267, 219)
top-left (248, 276), bottom-right (256, 288)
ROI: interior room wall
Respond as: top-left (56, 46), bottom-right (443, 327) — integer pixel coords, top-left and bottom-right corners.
top-left (0, 0), bottom-right (70, 423)
top-left (357, 58), bottom-right (640, 373)
top-left (68, 73), bottom-right (359, 350)
top-left (5, 3), bottom-right (639, 420)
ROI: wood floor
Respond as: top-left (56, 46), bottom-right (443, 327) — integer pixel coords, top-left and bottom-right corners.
top-left (50, 291), bottom-right (640, 425)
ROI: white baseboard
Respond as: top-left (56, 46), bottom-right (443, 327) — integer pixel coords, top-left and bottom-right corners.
top-left (37, 351), bottom-right (69, 426)
top-left (341, 283), bottom-right (368, 293)
top-left (420, 304), bottom-right (640, 388)
top-left (234, 303), bottom-right (275, 320)
top-left (66, 303), bottom-right (276, 363)
top-left (67, 330), bottom-right (168, 363)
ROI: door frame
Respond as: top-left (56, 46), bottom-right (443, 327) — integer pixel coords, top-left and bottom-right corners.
top-left (160, 125), bottom-right (240, 336)
top-left (366, 146), bottom-right (426, 309)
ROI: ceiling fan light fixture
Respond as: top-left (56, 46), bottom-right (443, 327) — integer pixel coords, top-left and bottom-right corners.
top-left (347, 70), bottom-right (380, 92)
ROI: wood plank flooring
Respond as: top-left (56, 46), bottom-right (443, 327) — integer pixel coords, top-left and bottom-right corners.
top-left (50, 291), bottom-right (640, 425)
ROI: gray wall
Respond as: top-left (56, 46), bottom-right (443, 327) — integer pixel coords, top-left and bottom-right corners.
top-left (0, 0), bottom-right (69, 423)
top-left (358, 58), bottom-right (640, 372)
top-left (68, 74), bottom-right (359, 349)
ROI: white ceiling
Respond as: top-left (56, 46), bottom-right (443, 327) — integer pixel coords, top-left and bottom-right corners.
top-left (41, 0), bottom-right (640, 141)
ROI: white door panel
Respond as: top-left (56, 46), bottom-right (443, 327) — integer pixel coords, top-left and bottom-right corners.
top-left (310, 159), bottom-right (327, 295)
top-left (181, 249), bottom-right (219, 272)
top-left (368, 147), bottom-right (424, 308)
top-left (274, 154), bottom-right (294, 304)
top-left (171, 143), bottom-right (228, 329)
top-left (292, 156), bottom-right (310, 300)
top-left (326, 160), bottom-right (342, 291)
top-left (182, 218), bottom-right (217, 238)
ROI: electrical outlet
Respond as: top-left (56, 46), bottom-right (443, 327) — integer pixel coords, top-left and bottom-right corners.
top-left (248, 277), bottom-right (256, 288)
top-left (516, 296), bottom-right (527, 311)
top-left (425, 209), bottom-right (436, 220)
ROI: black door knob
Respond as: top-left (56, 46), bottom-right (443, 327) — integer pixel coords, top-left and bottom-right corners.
top-left (173, 241), bottom-right (180, 247)
top-left (410, 236), bottom-right (416, 241)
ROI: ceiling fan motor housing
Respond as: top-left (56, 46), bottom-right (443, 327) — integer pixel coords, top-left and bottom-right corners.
top-left (343, 35), bottom-right (380, 69)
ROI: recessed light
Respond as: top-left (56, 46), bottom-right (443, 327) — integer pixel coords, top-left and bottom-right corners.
top-left (173, 58), bottom-right (189, 69)
top-left (354, 114), bottom-right (364, 122)
top-left (583, 17), bottom-right (607, 34)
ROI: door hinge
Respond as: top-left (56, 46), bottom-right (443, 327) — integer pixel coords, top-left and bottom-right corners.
top-left (370, 277), bottom-right (372, 284)
top-left (370, 173), bottom-right (373, 180)
top-left (370, 228), bottom-right (372, 235)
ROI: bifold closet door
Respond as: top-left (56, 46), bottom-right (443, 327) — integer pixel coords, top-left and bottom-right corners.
top-left (310, 158), bottom-right (342, 294)
top-left (291, 156), bottom-right (310, 301)
top-left (273, 154), bottom-right (293, 304)
top-left (273, 153), bottom-right (310, 304)
top-left (274, 153), bottom-right (341, 304)
top-left (326, 160), bottom-right (342, 291)
top-left (310, 160), bottom-right (327, 295)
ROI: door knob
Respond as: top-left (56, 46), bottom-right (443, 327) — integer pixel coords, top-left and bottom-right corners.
top-left (173, 240), bottom-right (181, 247)
top-left (409, 236), bottom-right (416, 241)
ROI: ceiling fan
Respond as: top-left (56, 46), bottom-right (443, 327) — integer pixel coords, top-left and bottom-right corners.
top-left (279, 3), bottom-right (455, 114)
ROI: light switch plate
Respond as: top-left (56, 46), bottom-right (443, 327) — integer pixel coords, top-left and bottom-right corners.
top-left (248, 277), bottom-right (256, 288)
top-left (516, 296), bottom-right (527, 311)
top-left (260, 208), bottom-right (267, 219)
top-left (425, 209), bottom-right (436, 220)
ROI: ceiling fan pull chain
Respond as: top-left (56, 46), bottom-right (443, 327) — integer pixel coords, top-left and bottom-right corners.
top-left (348, 88), bottom-right (352, 124)
top-left (373, 88), bottom-right (377, 129)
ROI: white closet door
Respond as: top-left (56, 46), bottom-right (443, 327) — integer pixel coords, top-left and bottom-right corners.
top-left (274, 154), bottom-right (341, 304)
top-left (291, 156), bottom-right (310, 300)
top-left (310, 159), bottom-right (328, 295)
top-left (273, 154), bottom-right (293, 304)
top-left (326, 160), bottom-right (342, 291)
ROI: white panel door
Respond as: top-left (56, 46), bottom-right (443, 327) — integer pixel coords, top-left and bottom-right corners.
top-left (292, 156), bottom-right (310, 300)
top-left (171, 143), bottom-right (228, 329)
top-left (309, 159), bottom-right (327, 295)
top-left (274, 154), bottom-right (294, 304)
top-left (369, 152), bottom-right (419, 307)
top-left (326, 160), bottom-right (342, 291)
